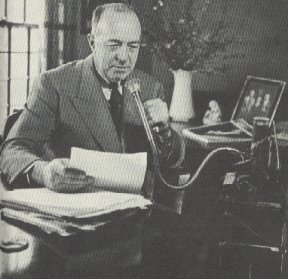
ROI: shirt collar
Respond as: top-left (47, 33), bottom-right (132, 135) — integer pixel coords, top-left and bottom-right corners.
top-left (102, 83), bottom-right (122, 101)
top-left (92, 59), bottom-right (123, 100)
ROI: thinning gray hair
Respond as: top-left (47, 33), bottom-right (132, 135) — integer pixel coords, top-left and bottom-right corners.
top-left (91, 3), bottom-right (137, 35)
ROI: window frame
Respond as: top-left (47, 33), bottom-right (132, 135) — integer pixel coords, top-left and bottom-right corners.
top-left (0, 0), bottom-right (40, 117)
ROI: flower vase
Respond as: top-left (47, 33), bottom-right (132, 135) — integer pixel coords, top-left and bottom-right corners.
top-left (169, 70), bottom-right (195, 122)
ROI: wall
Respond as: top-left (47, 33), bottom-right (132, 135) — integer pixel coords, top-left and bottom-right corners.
top-left (74, 2), bottom-right (91, 60)
top-left (72, 0), bottom-right (288, 119)
top-left (136, 0), bottom-right (288, 115)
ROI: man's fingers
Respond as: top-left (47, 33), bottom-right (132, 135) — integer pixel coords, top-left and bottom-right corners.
top-left (144, 98), bottom-right (163, 108)
top-left (55, 172), bottom-right (94, 184)
top-left (65, 176), bottom-right (94, 186)
top-left (147, 111), bottom-right (168, 125)
top-left (64, 167), bottom-right (87, 177)
top-left (53, 183), bottom-right (89, 193)
top-left (51, 160), bottom-right (87, 177)
top-left (52, 175), bottom-right (95, 193)
top-left (42, 158), bottom-right (94, 193)
top-left (143, 99), bottom-right (169, 125)
top-left (50, 160), bottom-right (68, 175)
top-left (146, 105), bottom-right (166, 115)
top-left (59, 158), bottom-right (71, 167)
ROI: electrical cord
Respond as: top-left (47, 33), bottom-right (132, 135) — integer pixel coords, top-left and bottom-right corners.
top-left (127, 78), bottom-right (245, 191)
top-left (152, 146), bottom-right (244, 190)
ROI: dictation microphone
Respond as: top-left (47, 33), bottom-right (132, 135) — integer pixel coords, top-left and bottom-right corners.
top-left (124, 78), bottom-right (159, 157)
top-left (125, 78), bottom-right (244, 190)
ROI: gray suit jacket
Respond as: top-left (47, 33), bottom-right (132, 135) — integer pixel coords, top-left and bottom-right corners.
top-left (0, 55), bottom-right (184, 188)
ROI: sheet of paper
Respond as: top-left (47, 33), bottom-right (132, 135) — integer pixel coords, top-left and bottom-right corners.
top-left (70, 147), bottom-right (147, 194)
top-left (1, 188), bottom-right (152, 218)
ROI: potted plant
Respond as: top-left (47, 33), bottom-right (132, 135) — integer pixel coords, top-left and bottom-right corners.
top-left (144, 0), bottom-right (237, 122)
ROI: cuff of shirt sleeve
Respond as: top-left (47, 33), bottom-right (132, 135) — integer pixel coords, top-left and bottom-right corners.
top-left (23, 160), bottom-right (40, 187)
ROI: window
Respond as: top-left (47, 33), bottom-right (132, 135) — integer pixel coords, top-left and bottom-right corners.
top-left (0, 0), bottom-right (77, 133)
top-left (0, 0), bottom-right (45, 131)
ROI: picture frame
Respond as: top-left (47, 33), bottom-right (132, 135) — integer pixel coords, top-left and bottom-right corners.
top-left (233, 76), bottom-right (286, 127)
top-left (81, 0), bottom-right (132, 34)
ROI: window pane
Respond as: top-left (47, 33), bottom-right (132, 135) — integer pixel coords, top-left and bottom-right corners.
top-left (11, 53), bottom-right (28, 78)
top-left (11, 27), bottom-right (28, 52)
top-left (0, 53), bottom-right (8, 80)
top-left (30, 53), bottom-right (40, 77)
top-left (58, 1), bottom-right (64, 24)
top-left (65, 0), bottom-right (76, 25)
top-left (0, 27), bottom-right (8, 51)
top-left (0, 80), bottom-right (8, 105)
top-left (30, 28), bottom-right (40, 52)
top-left (0, 106), bottom-right (8, 133)
top-left (0, 80), bottom-right (8, 129)
top-left (26, 0), bottom-right (45, 24)
top-left (65, 30), bottom-right (75, 59)
top-left (58, 57), bottom-right (64, 65)
top-left (7, 0), bottom-right (24, 23)
top-left (10, 78), bottom-right (27, 107)
top-left (10, 105), bottom-right (25, 113)
top-left (0, 0), bottom-right (6, 21)
top-left (28, 77), bottom-right (34, 93)
top-left (58, 30), bottom-right (64, 53)
top-left (39, 52), bottom-right (47, 72)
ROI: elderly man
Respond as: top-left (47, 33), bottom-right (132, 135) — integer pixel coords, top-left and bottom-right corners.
top-left (0, 3), bottom-right (184, 193)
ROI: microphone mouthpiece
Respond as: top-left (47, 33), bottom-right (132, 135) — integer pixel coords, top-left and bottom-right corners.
top-left (125, 78), bottom-right (141, 95)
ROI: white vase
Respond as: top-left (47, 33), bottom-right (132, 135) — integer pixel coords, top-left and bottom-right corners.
top-left (169, 69), bottom-right (195, 122)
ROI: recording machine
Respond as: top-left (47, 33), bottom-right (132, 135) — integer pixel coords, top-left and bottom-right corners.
top-left (125, 77), bottom-right (286, 196)
top-left (126, 78), bottom-right (288, 277)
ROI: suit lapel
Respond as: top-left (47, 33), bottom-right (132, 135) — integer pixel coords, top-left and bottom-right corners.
top-left (71, 55), bottom-right (122, 152)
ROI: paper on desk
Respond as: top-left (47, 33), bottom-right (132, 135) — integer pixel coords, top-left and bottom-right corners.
top-left (70, 147), bottom-right (147, 194)
top-left (1, 188), bottom-right (152, 219)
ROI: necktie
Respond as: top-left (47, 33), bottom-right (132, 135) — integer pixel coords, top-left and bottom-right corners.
top-left (109, 83), bottom-right (123, 138)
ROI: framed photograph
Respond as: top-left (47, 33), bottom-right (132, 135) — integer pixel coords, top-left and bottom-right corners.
top-left (81, 0), bottom-right (132, 34)
top-left (233, 76), bottom-right (286, 127)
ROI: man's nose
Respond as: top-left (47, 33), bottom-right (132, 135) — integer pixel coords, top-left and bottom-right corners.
top-left (116, 46), bottom-right (129, 62)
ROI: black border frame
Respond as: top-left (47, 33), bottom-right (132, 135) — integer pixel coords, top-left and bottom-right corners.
top-left (232, 76), bottom-right (286, 130)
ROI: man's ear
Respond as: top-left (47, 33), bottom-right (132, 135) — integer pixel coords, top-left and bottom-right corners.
top-left (87, 34), bottom-right (95, 51)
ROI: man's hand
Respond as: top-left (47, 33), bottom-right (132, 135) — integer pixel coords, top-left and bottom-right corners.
top-left (30, 159), bottom-right (94, 193)
top-left (143, 98), bottom-right (169, 129)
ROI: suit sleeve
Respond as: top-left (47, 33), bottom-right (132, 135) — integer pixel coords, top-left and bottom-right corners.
top-left (0, 73), bottom-right (59, 186)
top-left (152, 81), bottom-right (185, 168)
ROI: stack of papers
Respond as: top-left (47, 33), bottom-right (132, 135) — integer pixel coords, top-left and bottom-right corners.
top-left (1, 189), bottom-right (152, 236)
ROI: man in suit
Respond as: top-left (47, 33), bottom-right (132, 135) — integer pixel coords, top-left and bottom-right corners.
top-left (0, 3), bottom-right (184, 193)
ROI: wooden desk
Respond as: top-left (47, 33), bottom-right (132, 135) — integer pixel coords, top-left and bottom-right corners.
top-left (217, 181), bottom-right (287, 279)
top-left (172, 120), bottom-right (288, 279)
top-left (0, 208), bottom-right (182, 279)
top-left (2, 202), bottom-right (236, 279)
top-left (1, 127), bottom-right (287, 278)
top-left (3, 199), bottom-right (285, 279)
